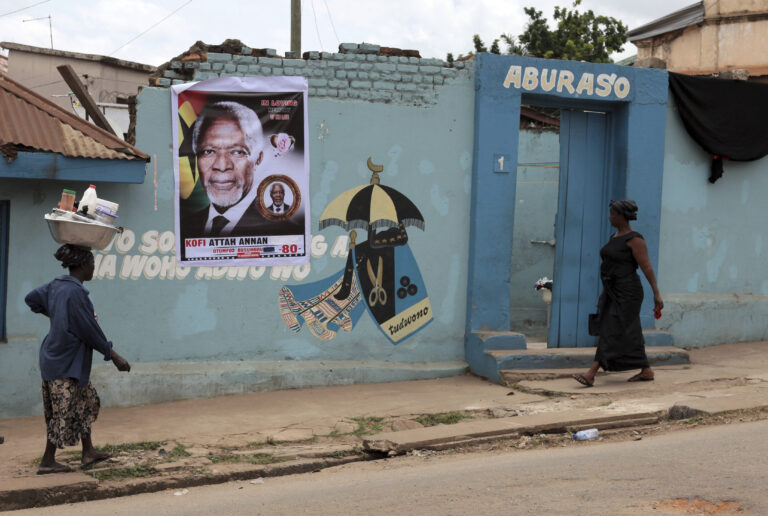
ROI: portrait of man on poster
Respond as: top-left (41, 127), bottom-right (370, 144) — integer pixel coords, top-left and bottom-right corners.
top-left (180, 101), bottom-right (301, 240)
top-left (268, 183), bottom-right (290, 213)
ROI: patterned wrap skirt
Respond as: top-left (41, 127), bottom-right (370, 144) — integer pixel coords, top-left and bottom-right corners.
top-left (42, 378), bottom-right (100, 448)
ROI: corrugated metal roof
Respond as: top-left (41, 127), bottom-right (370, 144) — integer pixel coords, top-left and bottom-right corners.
top-left (0, 72), bottom-right (149, 161)
top-left (628, 2), bottom-right (705, 42)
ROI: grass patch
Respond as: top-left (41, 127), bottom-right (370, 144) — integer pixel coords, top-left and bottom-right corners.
top-left (249, 434), bottom-right (318, 448)
top-left (414, 412), bottom-right (472, 427)
top-left (88, 465), bottom-right (157, 482)
top-left (207, 453), bottom-right (284, 465)
top-left (599, 401), bottom-right (613, 407)
top-left (249, 436), bottom-right (280, 447)
top-left (62, 450), bottom-right (83, 460)
top-left (350, 416), bottom-right (385, 437)
top-left (98, 441), bottom-right (164, 455)
top-left (165, 443), bottom-right (191, 461)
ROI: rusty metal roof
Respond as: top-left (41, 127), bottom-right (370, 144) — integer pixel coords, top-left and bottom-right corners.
top-left (0, 72), bottom-right (149, 161)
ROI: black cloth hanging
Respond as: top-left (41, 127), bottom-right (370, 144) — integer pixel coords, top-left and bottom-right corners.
top-left (668, 72), bottom-right (768, 183)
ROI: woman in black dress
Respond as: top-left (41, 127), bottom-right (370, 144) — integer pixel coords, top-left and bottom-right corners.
top-left (573, 200), bottom-right (663, 387)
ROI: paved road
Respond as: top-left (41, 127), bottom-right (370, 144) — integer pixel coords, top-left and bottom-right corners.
top-left (14, 420), bottom-right (768, 515)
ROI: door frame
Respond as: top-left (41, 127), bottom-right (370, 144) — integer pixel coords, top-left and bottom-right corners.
top-left (465, 54), bottom-right (668, 377)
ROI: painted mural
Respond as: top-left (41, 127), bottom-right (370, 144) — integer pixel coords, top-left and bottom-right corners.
top-left (171, 76), bottom-right (311, 267)
top-left (279, 158), bottom-right (433, 343)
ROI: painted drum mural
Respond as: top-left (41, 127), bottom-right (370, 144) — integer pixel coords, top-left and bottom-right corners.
top-left (279, 158), bottom-right (433, 343)
top-left (171, 76), bottom-right (310, 267)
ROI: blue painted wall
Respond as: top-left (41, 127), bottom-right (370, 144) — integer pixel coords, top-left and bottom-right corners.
top-left (657, 96), bottom-right (768, 347)
top-left (0, 52), bottom-right (476, 417)
top-left (3, 48), bottom-right (765, 416)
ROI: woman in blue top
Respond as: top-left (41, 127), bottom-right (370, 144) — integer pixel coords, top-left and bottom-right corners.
top-left (25, 244), bottom-right (131, 474)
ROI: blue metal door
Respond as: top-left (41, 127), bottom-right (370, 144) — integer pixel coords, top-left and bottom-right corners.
top-left (548, 110), bottom-right (610, 348)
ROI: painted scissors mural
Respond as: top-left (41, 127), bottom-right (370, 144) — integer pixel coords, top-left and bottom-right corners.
top-left (278, 158), bottom-right (433, 343)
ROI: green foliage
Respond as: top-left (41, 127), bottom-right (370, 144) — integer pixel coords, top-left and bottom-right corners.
top-left (207, 453), bottom-right (282, 465)
top-left (98, 441), bottom-right (164, 455)
top-left (468, 1), bottom-right (627, 63)
top-left (414, 411), bottom-right (472, 427)
top-left (518, 0), bottom-right (627, 62)
top-left (166, 444), bottom-right (191, 461)
top-left (473, 34), bottom-right (487, 54)
top-left (350, 416), bottom-right (385, 436)
top-left (88, 466), bottom-right (157, 482)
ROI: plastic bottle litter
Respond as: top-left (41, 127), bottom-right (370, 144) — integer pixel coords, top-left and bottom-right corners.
top-left (58, 189), bottom-right (76, 212)
top-left (572, 428), bottom-right (599, 440)
top-left (79, 185), bottom-right (98, 216)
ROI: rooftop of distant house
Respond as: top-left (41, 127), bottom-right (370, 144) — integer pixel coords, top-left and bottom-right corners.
top-left (0, 41), bottom-right (156, 73)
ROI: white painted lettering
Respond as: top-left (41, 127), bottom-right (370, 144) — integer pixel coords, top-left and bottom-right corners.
top-left (175, 265), bottom-right (191, 279)
top-left (556, 70), bottom-right (575, 94)
top-left (195, 267), bottom-right (213, 280)
top-left (120, 255), bottom-right (147, 280)
top-left (99, 254), bottom-right (116, 279)
top-left (540, 69), bottom-right (556, 91)
top-left (270, 266), bottom-right (294, 281)
top-left (139, 230), bottom-right (158, 255)
top-left (249, 266), bottom-right (266, 280)
top-left (522, 67), bottom-right (539, 90)
top-left (144, 256), bottom-right (162, 279)
top-left (292, 263), bottom-right (311, 280)
top-left (311, 234), bottom-right (328, 257)
top-left (160, 255), bottom-right (175, 279)
top-left (502, 65), bottom-right (522, 89)
top-left (595, 74), bottom-right (612, 96)
top-left (614, 77), bottom-right (630, 99)
top-left (115, 229), bottom-right (135, 254)
top-left (158, 231), bottom-right (175, 254)
top-left (330, 235), bottom-right (350, 258)
top-left (575, 73), bottom-right (594, 95)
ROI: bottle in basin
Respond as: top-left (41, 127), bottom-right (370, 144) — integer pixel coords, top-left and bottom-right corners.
top-left (79, 185), bottom-right (98, 216)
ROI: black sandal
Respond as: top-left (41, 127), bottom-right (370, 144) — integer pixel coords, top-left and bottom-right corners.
top-left (572, 374), bottom-right (594, 387)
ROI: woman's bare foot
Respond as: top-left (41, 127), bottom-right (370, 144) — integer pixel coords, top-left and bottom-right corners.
top-left (628, 368), bottom-right (655, 382)
top-left (37, 460), bottom-right (73, 474)
top-left (572, 373), bottom-right (594, 387)
top-left (81, 449), bottom-right (111, 468)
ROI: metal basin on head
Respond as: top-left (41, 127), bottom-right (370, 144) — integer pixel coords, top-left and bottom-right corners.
top-left (45, 213), bottom-right (121, 250)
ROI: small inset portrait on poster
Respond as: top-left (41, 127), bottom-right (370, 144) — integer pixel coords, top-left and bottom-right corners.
top-left (257, 174), bottom-right (301, 221)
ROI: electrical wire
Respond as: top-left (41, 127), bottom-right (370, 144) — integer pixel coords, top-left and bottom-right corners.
top-left (309, 0), bottom-right (323, 52)
top-left (108, 0), bottom-right (192, 57)
top-left (322, 0), bottom-right (340, 46)
top-left (0, 0), bottom-right (50, 18)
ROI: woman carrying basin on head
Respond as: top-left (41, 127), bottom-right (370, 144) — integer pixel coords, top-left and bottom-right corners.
top-left (25, 244), bottom-right (131, 474)
top-left (573, 200), bottom-right (664, 387)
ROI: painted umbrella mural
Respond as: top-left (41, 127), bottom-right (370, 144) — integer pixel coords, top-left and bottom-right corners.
top-left (279, 158), bottom-right (433, 343)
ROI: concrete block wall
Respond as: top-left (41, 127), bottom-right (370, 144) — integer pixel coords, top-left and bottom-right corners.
top-left (152, 43), bottom-right (471, 107)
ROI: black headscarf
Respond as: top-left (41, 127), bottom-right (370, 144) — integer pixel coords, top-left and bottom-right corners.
top-left (54, 244), bottom-right (93, 269)
top-left (609, 200), bottom-right (638, 221)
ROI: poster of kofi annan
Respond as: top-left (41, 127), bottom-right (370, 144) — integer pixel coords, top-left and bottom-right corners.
top-left (171, 76), bottom-right (310, 267)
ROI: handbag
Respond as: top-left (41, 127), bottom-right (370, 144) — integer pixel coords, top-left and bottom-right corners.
top-left (588, 312), bottom-right (601, 336)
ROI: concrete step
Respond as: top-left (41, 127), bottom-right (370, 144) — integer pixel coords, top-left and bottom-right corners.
top-left (486, 346), bottom-right (689, 371)
top-left (499, 368), bottom-right (585, 385)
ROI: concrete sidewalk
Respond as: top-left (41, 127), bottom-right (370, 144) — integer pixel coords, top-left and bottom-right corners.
top-left (1, 341), bottom-right (767, 511)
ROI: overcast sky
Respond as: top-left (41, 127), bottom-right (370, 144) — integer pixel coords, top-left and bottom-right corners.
top-left (0, 0), bottom-right (697, 66)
